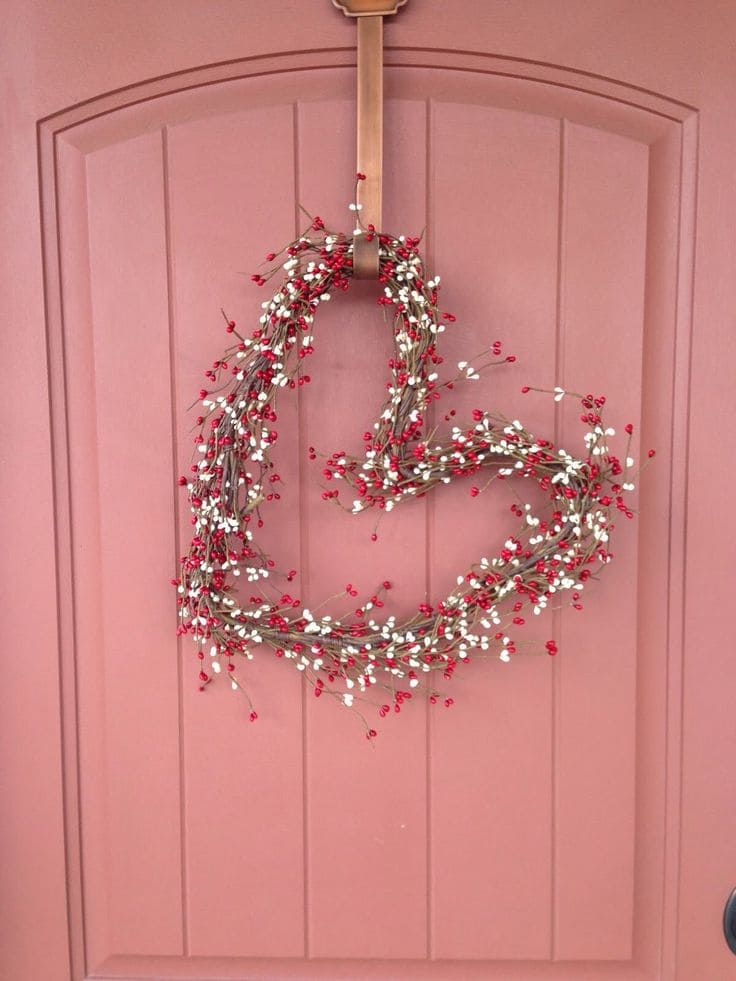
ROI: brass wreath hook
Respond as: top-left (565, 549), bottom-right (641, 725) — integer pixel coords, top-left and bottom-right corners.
top-left (333, 0), bottom-right (409, 278)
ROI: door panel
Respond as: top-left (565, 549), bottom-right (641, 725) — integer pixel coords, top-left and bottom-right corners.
top-left (167, 104), bottom-right (307, 960)
top-left (296, 95), bottom-right (431, 960)
top-left (4, 4), bottom-right (731, 980)
top-left (84, 129), bottom-right (183, 959)
top-left (427, 101), bottom-right (560, 961)
top-left (46, 62), bottom-right (684, 977)
top-left (552, 121), bottom-right (647, 959)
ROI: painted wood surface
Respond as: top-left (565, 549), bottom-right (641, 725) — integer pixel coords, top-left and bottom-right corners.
top-left (3, 3), bottom-right (736, 980)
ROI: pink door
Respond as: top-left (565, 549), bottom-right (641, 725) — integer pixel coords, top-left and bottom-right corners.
top-left (3, 2), bottom-right (735, 979)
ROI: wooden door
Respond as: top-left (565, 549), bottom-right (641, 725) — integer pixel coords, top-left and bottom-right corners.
top-left (3, 2), bottom-right (735, 979)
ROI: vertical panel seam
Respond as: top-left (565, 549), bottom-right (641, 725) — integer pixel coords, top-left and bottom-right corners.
top-left (293, 101), bottom-right (311, 962)
top-left (631, 136), bottom-right (651, 971)
top-left (43, 125), bottom-right (89, 981)
top-left (161, 125), bottom-right (189, 957)
top-left (74, 140), bottom-right (101, 979)
top-left (663, 112), bottom-right (699, 981)
top-left (424, 95), bottom-right (434, 963)
top-left (551, 115), bottom-right (567, 963)
top-left (656, 124), bottom-right (679, 981)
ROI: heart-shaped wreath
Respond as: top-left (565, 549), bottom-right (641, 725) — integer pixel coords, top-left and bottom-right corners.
top-left (173, 210), bottom-right (649, 736)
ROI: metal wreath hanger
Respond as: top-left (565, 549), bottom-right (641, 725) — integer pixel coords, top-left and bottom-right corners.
top-left (333, 0), bottom-right (409, 278)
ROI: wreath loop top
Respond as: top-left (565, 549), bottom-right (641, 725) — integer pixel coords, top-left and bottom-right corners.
top-left (174, 216), bottom-right (646, 735)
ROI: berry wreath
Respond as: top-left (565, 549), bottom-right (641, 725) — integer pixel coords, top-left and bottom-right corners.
top-left (173, 211), bottom-right (650, 737)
